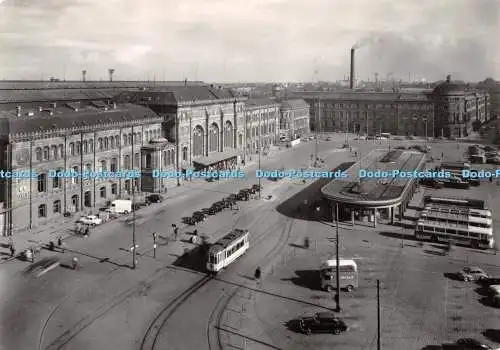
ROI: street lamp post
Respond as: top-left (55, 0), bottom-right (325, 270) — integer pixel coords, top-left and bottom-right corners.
top-left (335, 203), bottom-right (341, 312)
top-left (258, 112), bottom-right (261, 200)
top-left (423, 117), bottom-right (428, 149)
top-left (131, 128), bottom-right (137, 270)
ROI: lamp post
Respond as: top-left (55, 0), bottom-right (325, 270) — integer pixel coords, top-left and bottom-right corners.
top-left (423, 117), bottom-right (428, 149)
top-left (258, 112), bottom-right (261, 200)
top-left (131, 128), bottom-right (137, 270)
top-left (335, 203), bottom-right (341, 312)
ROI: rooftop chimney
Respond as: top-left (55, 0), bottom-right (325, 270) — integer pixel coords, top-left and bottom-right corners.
top-left (82, 70), bottom-right (87, 82)
top-left (350, 48), bottom-right (355, 90)
top-left (108, 68), bottom-right (115, 82)
top-left (16, 106), bottom-right (21, 117)
top-left (446, 74), bottom-right (451, 83)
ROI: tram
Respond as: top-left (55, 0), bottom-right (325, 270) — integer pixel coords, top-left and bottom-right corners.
top-left (206, 229), bottom-right (249, 273)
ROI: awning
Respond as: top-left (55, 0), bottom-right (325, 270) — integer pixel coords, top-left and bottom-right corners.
top-left (192, 150), bottom-right (239, 167)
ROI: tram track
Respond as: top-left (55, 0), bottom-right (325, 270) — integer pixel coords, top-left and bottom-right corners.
top-left (207, 215), bottom-right (296, 350)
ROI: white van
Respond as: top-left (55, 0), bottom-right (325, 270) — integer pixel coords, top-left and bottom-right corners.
top-left (109, 199), bottom-right (132, 214)
top-left (320, 258), bottom-right (358, 292)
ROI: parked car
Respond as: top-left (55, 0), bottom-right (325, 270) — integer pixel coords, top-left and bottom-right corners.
top-left (146, 194), bottom-right (164, 204)
top-left (200, 208), bottom-right (212, 215)
top-left (298, 312), bottom-right (348, 335)
top-left (192, 211), bottom-right (206, 223)
top-left (133, 202), bottom-right (148, 211)
top-left (467, 178), bottom-right (481, 187)
top-left (457, 267), bottom-right (489, 282)
top-left (443, 177), bottom-right (470, 189)
top-left (182, 216), bottom-right (196, 225)
top-left (236, 189), bottom-right (250, 201)
top-left (77, 215), bottom-right (102, 226)
top-left (487, 285), bottom-right (500, 296)
top-left (455, 338), bottom-right (496, 349)
top-left (484, 146), bottom-right (496, 152)
top-left (252, 184), bottom-right (262, 192)
top-left (486, 156), bottom-right (500, 165)
top-left (420, 178), bottom-right (444, 189)
top-left (325, 137), bottom-right (332, 141)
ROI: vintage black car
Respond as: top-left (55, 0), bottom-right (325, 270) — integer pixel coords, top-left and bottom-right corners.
top-left (420, 178), bottom-right (444, 189)
top-left (443, 177), bottom-right (470, 189)
top-left (237, 189), bottom-right (250, 201)
top-left (182, 216), bottom-right (196, 225)
top-left (454, 338), bottom-right (495, 349)
top-left (298, 312), bottom-right (348, 335)
top-left (478, 277), bottom-right (500, 286)
top-left (211, 202), bottom-right (225, 212)
top-left (192, 211), bottom-right (206, 223)
top-left (200, 208), bottom-right (212, 215)
top-left (146, 194), bottom-right (164, 204)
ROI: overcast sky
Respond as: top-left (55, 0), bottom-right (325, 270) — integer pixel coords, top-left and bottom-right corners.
top-left (0, 0), bottom-right (498, 82)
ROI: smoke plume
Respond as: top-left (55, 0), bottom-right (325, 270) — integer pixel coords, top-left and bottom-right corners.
top-left (352, 35), bottom-right (385, 50)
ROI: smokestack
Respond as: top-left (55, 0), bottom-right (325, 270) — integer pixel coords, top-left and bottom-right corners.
top-left (82, 70), bottom-right (87, 82)
top-left (108, 68), bottom-right (115, 82)
top-left (350, 48), bottom-right (355, 89)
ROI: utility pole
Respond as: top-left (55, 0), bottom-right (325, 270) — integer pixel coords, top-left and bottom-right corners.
top-left (131, 128), bottom-right (137, 269)
top-left (314, 98), bottom-right (320, 166)
top-left (377, 279), bottom-right (381, 350)
top-left (335, 203), bottom-right (341, 312)
top-left (258, 111), bottom-right (261, 199)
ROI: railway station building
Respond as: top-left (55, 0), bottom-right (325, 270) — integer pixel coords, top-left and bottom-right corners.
top-left (321, 149), bottom-right (426, 227)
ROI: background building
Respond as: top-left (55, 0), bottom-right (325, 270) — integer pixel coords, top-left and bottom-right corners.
top-left (245, 98), bottom-right (280, 157)
top-left (295, 76), bottom-right (490, 138)
top-left (279, 99), bottom-right (311, 139)
top-left (0, 101), bottom-right (162, 234)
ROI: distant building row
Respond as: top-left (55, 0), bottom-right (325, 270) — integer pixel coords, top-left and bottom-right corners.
top-left (293, 76), bottom-right (494, 139)
top-left (0, 83), bottom-right (309, 235)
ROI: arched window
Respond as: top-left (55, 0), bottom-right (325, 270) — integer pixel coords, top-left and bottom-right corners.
top-left (85, 163), bottom-right (92, 172)
top-left (224, 121), bottom-right (233, 148)
top-left (88, 139), bottom-right (94, 153)
top-left (53, 200), bottom-right (61, 214)
top-left (170, 150), bottom-right (175, 165)
top-left (83, 141), bottom-right (88, 154)
top-left (43, 146), bottom-right (50, 160)
top-left (51, 145), bottom-right (58, 160)
top-left (127, 133), bottom-right (132, 145)
top-left (104, 137), bottom-right (109, 150)
top-left (163, 151), bottom-right (168, 166)
top-left (110, 136), bottom-right (115, 149)
top-left (100, 160), bottom-right (107, 172)
top-left (53, 169), bottom-right (61, 188)
top-left (192, 126), bottom-right (204, 157)
top-left (37, 173), bottom-right (47, 192)
top-left (209, 123), bottom-right (219, 152)
top-left (69, 142), bottom-right (75, 156)
top-left (123, 134), bottom-right (127, 146)
top-left (100, 186), bottom-right (106, 198)
top-left (35, 147), bottom-right (42, 161)
top-left (115, 135), bottom-right (120, 147)
top-left (98, 138), bottom-right (103, 151)
top-left (124, 155), bottom-right (131, 169)
top-left (38, 204), bottom-right (47, 218)
top-left (58, 144), bottom-right (64, 159)
top-left (182, 146), bottom-right (188, 161)
top-left (72, 166), bottom-right (79, 184)
top-left (134, 153), bottom-right (139, 167)
top-left (110, 158), bottom-right (117, 172)
top-left (75, 141), bottom-right (81, 155)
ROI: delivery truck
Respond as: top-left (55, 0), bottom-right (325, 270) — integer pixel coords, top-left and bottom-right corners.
top-left (109, 199), bottom-right (132, 214)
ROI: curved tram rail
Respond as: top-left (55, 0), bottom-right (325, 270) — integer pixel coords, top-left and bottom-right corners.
top-left (139, 274), bottom-right (214, 350)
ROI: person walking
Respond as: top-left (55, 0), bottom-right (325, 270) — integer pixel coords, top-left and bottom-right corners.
top-left (57, 236), bottom-right (64, 252)
top-left (9, 244), bottom-right (15, 257)
top-left (72, 257), bottom-right (79, 270)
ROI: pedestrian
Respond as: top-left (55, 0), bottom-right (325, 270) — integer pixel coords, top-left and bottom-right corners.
top-left (9, 244), bottom-right (15, 257)
top-left (49, 241), bottom-right (55, 251)
top-left (84, 226), bottom-right (90, 237)
top-left (193, 229), bottom-right (198, 236)
top-left (72, 257), bottom-right (79, 270)
top-left (254, 266), bottom-right (261, 281)
top-left (174, 227), bottom-right (179, 240)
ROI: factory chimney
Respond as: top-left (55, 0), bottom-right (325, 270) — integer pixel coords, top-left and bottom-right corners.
top-left (82, 70), bottom-right (87, 82)
top-left (350, 48), bottom-right (355, 89)
top-left (108, 68), bottom-right (115, 82)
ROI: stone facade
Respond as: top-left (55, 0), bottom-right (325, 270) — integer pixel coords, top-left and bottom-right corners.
top-left (298, 79), bottom-right (489, 139)
top-left (0, 102), bottom-right (163, 234)
top-left (245, 98), bottom-right (280, 156)
top-left (278, 99), bottom-right (310, 139)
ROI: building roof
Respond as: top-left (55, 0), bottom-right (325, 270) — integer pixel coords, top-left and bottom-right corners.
top-left (0, 89), bottom-right (117, 104)
top-left (245, 98), bottom-right (280, 109)
top-left (321, 149), bottom-right (426, 206)
top-left (0, 80), bottom-right (207, 90)
top-left (0, 103), bottom-right (160, 137)
top-left (208, 229), bottom-right (248, 255)
top-left (432, 81), bottom-right (467, 95)
top-left (294, 91), bottom-right (433, 102)
top-left (116, 86), bottom-right (241, 106)
top-left (279, 99), bottom-right (310, 110)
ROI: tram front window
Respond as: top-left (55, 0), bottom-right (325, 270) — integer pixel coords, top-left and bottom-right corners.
top-left (209, 254), bottom-right (217, 264)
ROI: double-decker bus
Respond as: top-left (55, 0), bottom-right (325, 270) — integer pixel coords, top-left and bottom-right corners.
top-left (206, 229), bottom-right (249, 273)
top-left (423, 196), bottom-right (487, 210)
top-left (421, 205), bottom-right (492, 229)
top-left (439, 161), bottom-right (470, 178)
top-left (415, 212), bottom-right (494, 249)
